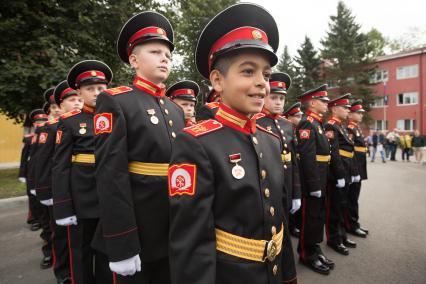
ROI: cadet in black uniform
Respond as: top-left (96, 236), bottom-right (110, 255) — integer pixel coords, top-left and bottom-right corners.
top-left (345, 100), bottom-right (368, 237)
top-left (283, 102), bottom-right (304, 238)
top-left (166, 80), bottom-right (200, 126)
top-left (296, 84), bottom-right (334, 275)
top-left (93, 11), bottom-right (185, 283)
top-left (324, 94), bottom-right (358, 255)
top-left (256, 72), bottom-right (300, 284)
top-left (35, 87), bottom-right (73, 283)
top-left (169, 3), bottom-right (287, 284)
top-left (196, 89), bottom-right (221, 121)
top-left (53, 60), bottom-right (113, 284)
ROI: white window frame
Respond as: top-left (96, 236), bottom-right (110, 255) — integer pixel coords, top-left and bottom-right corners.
top-left (370, 69), bottom-right (389, 83)
top-left (372, 120), bottom-right (388, 131)
top-left (396, 119), bottom-right (415, 131)
top-left (397, 92), bottom-right (418, 106)
top-left (370, 97), bottom-right (388, 108)
top-left (396, 64), bottom-right (418, 80)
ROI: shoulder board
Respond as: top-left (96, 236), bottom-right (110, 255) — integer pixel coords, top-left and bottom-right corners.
top-left (206, 102), bottom-right (220, 109)
top-left (257, 125), bottom-right (280, 139)
top-left (348, 124), bottom-right (355, 129)
top-left (327, 119), bottom-right (336, 125)
top-left (60, 109), bottom-right (81, 120)
top-left (253, 113), bottom-right (265, 120)
top-left (183, 119), bottom-right (223, 137)
top-left (104, 86), bottom-right (133, 96)
top-left (47, 117), bottom-right (59, 125)
top-left (307, 116), bottom-right (314, 123)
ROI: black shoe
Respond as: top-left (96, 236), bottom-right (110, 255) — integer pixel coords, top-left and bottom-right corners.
top-left (350, 228), bottom-right (367, 238)
top-left (57, 277), bottom-right (72, 284)
top-left (360, 227), bottom-right (369, 234)
top-left (343, 239), bottom-right (357, 248)
top-left (318, 254), bottom-right (335, 269)
top-left (40, 256), bottom-right (52, 269)
top-left (290, 228), bottom-right (300, 238)
top-left (327, 242), bottom-right (349, 255)
top-left (300, 258), bottom-right (330, 275)
top-left (30, 222), bottom-right (41, 231)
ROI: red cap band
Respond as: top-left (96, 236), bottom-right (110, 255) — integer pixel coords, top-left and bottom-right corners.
top-left (270, 81), bottom-right (286, 89)
top-left (350, 104), bottom-right (363, 112)
top-left (300, 91), bottom-right (328, 103)
top-left (76, 70), bottom-right (106, 86)
top-left (127, 26), bottom-right (168, 55)
top-left (171, 88), bottom-right (195, 98)
top-left (208, 26), bottom-right (268, 72)
top-left (60, 87), bottom-right (77, 101)
top-left (287, 107), bottom-right (302, 116)
top-left (329, 98), bottom-right (350, 107)
top-left (34, 114), bottom-right (48, 120)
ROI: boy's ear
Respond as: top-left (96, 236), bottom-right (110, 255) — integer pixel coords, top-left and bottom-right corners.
top-left (210, 69), bottom-right (224, 93)
top-left (129, 53), bottom-right (138, 69)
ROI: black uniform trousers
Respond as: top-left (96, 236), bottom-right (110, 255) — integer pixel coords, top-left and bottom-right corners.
top-left (298, 196), bottom-right (326, 262)
top-left (113, 257), bottom-right (170, 284)
top-left (67, 218), bottom-right (112, 284)
top-left (344, 181), bottom-right (362, 231)
top-left (289, 211), bottom-right (301, 234)
top-left (281, 209), bottom-right (297, 284)
top-left (48, 206), bottom-right (70, 280)
top-left (39, 205), bottom-right (52, 258)
top-left (325, 183), bottom-right (348, 245)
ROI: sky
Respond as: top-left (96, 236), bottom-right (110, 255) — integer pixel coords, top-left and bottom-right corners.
top-left (252, 0), bottom-right (426, 56)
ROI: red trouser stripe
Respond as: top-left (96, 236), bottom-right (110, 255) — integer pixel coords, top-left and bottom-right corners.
top-left (325, 186), bottom-right (331, 241)
top-left (67, 225), bottom-right (75, 284)
top-left (113, 272), bottom-right (117, 284)
top-left (299, 198), bottom-right (306, 260)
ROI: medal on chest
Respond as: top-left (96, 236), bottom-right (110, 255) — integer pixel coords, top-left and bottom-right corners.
top-left (229, 153), bottom-right (245, 180)
top-left (79, 123), bottom-right (87, 135)
top-left (147, 109), bottom-right (159, 125)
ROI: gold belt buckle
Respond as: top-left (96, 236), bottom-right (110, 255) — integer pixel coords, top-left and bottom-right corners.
top-left (265, 239), bottom-right (277, 262)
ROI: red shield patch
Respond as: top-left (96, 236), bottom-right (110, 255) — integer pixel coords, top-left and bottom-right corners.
top-left (38, 132), bottom-right (48, 144)
top-left (168, 164), bottom-right (197, 197)
top-left (94, 113), bottom-right (113, 135)
top-left (326, 130), bottom-right (335, 139)
top-left (299, 129), bottom-right (311, 139)
top-left (56, 130), bottom-right (63, 144)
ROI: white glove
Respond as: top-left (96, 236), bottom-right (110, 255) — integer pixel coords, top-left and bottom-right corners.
top-left (353, 175), bottom-right (361, 183)
top-left (18, 177), bottom-right (26, 183)
top-left (56, 216), bottom-right (78, 226)
top-left (310, 190), bottom-right (321, 198)
top-left (290, 199), bottom-right (301, 214)
top-left (336, 178), bottom-right (345, 188)
top-left (109, 254), bottom-right (141, 276)
top-left (40, 199), bottom-right (53, 206)
top-left (30, 189), bottom-right (36, 196)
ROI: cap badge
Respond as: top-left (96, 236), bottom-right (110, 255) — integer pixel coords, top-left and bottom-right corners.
top-left (252, 30), bottom-right (262, 40)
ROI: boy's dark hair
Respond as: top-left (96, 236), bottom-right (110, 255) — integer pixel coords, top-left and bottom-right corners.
top-left (211, 51), bottom-right (239, 76)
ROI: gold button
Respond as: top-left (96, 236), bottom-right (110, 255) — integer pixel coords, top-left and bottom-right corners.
top-left (165, 109), bottom-right (169, 115)
top-left (171, 132), bottom-right (176, 138)
top-left (274, 119), bottom-right (278, 123)
top-left (281, 130), bottom-right (284, 134)
top-left (277, 125), bottom-right (281, 129)
top-left (261, 170), bottom-right (267, 179)
top-left (284, 143), bottom-right (288, 148)
top-left (283, 150), bottom-right (287, 154)
top-left (273, 265), bottom-right (278, 275)
top-left (284, 164), bottom-right (287, 169)
top-left (252, 137), bottom-right (258, 145)
top-left (259, 152), bottom-right (263, 159)
top-left (160, 99), bottom-right (164, 105)
top-left (283, 136), bottom-right (286, 141)
top-left (270, 207), bottom-right (275, 216)
top-left (271, 226), bottom-right (276, 235)
top-left (264, 188), bottom-right (270, 198)
top-left (169, 120), bottom-right (173, 127)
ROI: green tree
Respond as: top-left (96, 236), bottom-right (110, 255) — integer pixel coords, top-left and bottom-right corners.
top-left (294, 36), bottom-right (321, 91)
top-left (320, 1), bottom-right (381, 112)
top-left (275, 45), bottom-right (301, 106)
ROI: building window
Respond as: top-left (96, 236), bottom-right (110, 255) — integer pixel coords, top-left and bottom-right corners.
top-left (396, 65), bottom-right (418, 80)
top-left (372, 120), bottom-right (388, 130)
top-left (396, 119), bottom-right (415, 131)
top-left (370, 69), bottom-right (388, 83)
top-left (371, 97), bottom-right (388, 108)
top-left (397, 92), bottom-right (418, 105)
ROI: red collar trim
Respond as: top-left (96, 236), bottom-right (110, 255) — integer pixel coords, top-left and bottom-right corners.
top-left (215, 104), bottom-right (256, 135)
top-left (82, 104), bottom-right (95, 114)
top-left (133, 76), bottom-right (165, 97)
top-left (348, 120), bottom-right (358, 127)
top-left (330, 116), bottom-right (342, 125)
top-left (261, 107), bottom-right (280, 119)
top-left (306, 110), bottom-right (323, 123)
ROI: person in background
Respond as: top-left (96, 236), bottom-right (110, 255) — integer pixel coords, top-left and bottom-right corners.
top-left (371, 130), bottom-right (386, 163)
top-left (399, 132), bottom-right (412, 162)
top-left (411, 130), bottom-right (424, 163)
top-left (386, 128), bottom-right (399, 161)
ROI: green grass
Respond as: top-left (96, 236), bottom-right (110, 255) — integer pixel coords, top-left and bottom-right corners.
top-left (0, 168), bottom-right (27, 199)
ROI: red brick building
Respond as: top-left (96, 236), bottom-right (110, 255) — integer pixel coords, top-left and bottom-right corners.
top-left (369, 46), bottom-right (426, 134)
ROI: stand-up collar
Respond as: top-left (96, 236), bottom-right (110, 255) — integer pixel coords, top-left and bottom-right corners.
top-left (133, 76), bottom-right (165, 97)
top-left (215, 103), bottom-right (256, 135)
top-left (82, 104), bottom-right (95, 114)
top-left (306, 110), bottom-right (323, 123)
top-left (348, 120), bottom-right (358, 127)
top-left (329, 115), bottom-right (342, 125)
top-left (261, 107), bottom-right (281, 120)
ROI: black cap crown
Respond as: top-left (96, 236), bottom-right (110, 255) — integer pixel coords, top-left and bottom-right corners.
top-left (67, 60), bottom-right (113, 89)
